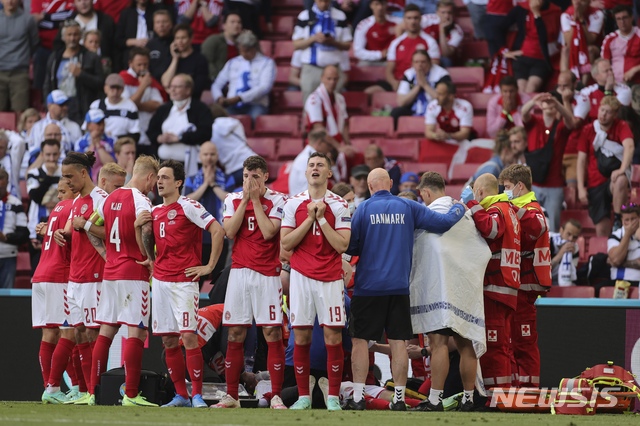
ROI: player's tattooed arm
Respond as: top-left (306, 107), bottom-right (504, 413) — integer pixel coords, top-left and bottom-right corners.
top-left (88, 232), bottom-right (107, 261)
top-left (141, 222), bottom-right (156, 261)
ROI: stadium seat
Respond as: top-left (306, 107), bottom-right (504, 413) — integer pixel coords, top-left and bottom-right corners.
top-left (600, 286), bottom-right (639, 298)
top-left (261, 15), bottom-right (295, 40)
top-left (246, 137), bottom-right (277, 160)
top-left (259, 40), bottom-right (272, 56)
top-left (278, 91), bottom-right (304, 114)
top-left (586, 236), bottom-right (608, 257)
top-left (465, 147), bottom-right (492, 164)
top-left (418, 139), bottom-right (458, 164)
top-left (631, 164), bottom-right (640, 188)
top-left (462, 92), bottom-right (494, 115)
top-left (255, 115), bottom-right (300, 137)
top-left (351, 138), bottom-right (373, 152)
top-left (560, 210), bottom-right (596, 237)
top-left (273, 40), bottom-right (295, 65)
top-left (632, 287), bottom-right (639, 298)
top-left (277, 137), bottom-right (304, 160)
top-left (403, 162), bottom-right (448, 177)
top-left (450, 163), bottom-right (481, 184)
top-left (458, 40), bottom-right (490, 62)
top-left (472, 116), bottom-right (488, 138)
top-left (447, 67), bottom-right (484, 92)
top-left (267, 160), bottom-right (285, 182)
top-left (16, 252), bottom-right (30, 276)
top-left (444, 184), bottom-right (465, 198)
top-left (349, 66), bottom-right (387, 91)
top-left (349, 116), bottom-right (394, 138)
top-left (14, 276), bottom-right (32, 289)
top-left (577, 236), bottom-right (587, 264)
top-left (547, 286), bottom-right (595, 298)
top-left (376, 138), bottom-right (419, 160)
top-left (230, 115), bottom-right (253, 136)
top-left (271, 0), bottom-right (301, 16)
top-left (456, 16), bottom-right (474, 38)
top-left (396, 116), bottom-right (425, 138)
top-left (371, 91), bottom-right (398, 111)
top-left (343, 92), bottom-right (370, 115)
top-left (0, 111), bottom-right (17, 131)
top-left (274, 66), bottom-right (291, 90)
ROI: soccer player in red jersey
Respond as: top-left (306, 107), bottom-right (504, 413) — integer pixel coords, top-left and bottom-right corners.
top-left (32, 180), bottom-right (76, 393)
top-left (281, 152), bottom-right (352, 411)
top-left (137, 160), bottom-right (224, 408)
top-left (212, 156), bottom-right (287, 409)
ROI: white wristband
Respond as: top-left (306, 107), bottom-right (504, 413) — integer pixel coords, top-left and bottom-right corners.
top-left (317, 218), bottom-right (327, 226)
top-left (84, 220), bottom-right (93, 232)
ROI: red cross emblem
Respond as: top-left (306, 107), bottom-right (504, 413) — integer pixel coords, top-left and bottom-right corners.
top-left (521, 324), bottom-right (531, 337)
top-left (488, 329), bottom-right (497, 342)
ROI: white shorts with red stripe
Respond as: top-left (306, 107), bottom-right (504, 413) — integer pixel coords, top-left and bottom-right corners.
top-left (223, 268), bottom-right (283, 327)
top-left (32, 282), bottom-right (68, 328)
top-left (289, 269), bottom-right (345, 328)
top-left (151, 278), bottom-right (199, 335)
top-left (96, 280), bottom-right (150, 328)
top-left (66, 281), bottom-right (102, 328)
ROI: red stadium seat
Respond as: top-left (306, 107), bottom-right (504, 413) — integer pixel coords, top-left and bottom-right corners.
top-left (632, 287), bottom-right (639, 298)
top-left (14, 276), bottom-right (32, 289)
top-left (278, 91), bottom-right (304, 114)
top-left (351, 138), bottom-right (373, 152)
top-left (349, 116), bottom-right (394, 138)
top-left (246, 137), bottom-right (277, 160)
top-left (376, 139), bottom-right (419, 160)
top-left (343, 92), bottom-right (370, 115)
top-left (599, 286), bottom-right (615, 298)
top-left (456, 16), bottom-right (474, 38)
top-left (586, 236), bottom-right (608, 257)
top-left (472, 116), bottom-right (487, 138)
top-left (273, 40), bottom-right (295, 65)
top-left (260, 40), bottom-right (272, 56)
top-left (461, 92), bottom-right (494, 115)
top-left (444, 184), bottom-right (465, 198)
top-left (561, 210), bottom-right (596, 237)
top-left (371, 91), bottom-right (398, 111)
top-left (403, 162), bottom-right (448, 177)
top-left (547, 286), bottom-right (595, 298)
top-left (447, 67), bottom-right (484, 92)
top-left (418, 139), bottom-right (458, 164)
top-left (255, 115), bottom-right (300, 137)
top-left (274, 66), bottom-right (291, 90)
top-left (465, 147), bottom-right (492, 163)
top-left (267, 160), bottom-right (286, 182)
top-left (17, 252), bottom-right (30, 276)
top-left (0, 111), bottom-right (17, 131)
top-left (349, 66), bottom-right (387, 91)
top-left (450, 163), bottom-right (481, 184)
top-left (277, 137), bottom-right (304, 160)
top-left (230, 115), bottom-right (253, 136)
top-left (458, 41), bottom-right (490, 62)
top-left (261, 15), bottom-right (295, 40)
top-left (631, 165), bottom-right (640, 188)
top-left (271, 0), bottom-right (301, 16)
top-left (396, 116), bottom-right (425, 138)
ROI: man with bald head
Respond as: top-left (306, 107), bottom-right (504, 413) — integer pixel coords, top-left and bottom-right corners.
top-left (466, 173), bottom-right (521, 393)
top-left (345, 168), bottom-right (465, 411)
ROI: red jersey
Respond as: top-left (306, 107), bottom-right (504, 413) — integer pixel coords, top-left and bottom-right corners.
top-left (601, 28), bottom-right (640, 85)
top-left (421, 14), bottom-right (464, 49)
top-left (578, 119), bottom-right (633, 188)
top-left (353, 15), bottom-right (398, 61)
top-left (524, 115), bottom-right (570, 187)
top-left (152, 196), bottom-right (216, 282)
top-left (68, 187), bottom-right (109, 283)
top-left (32, 199), bottom-right (73, 284)
top-left (387, 32), bottom-right (440, 80)
top-left (223, 190), bottom-right (286, 276)
top-left (520, 3), bottom-right (561, 60)
top-left (487, 0), bottom-right (514, 16)
top-left (31, 0), bottom-right (75, 50)
top-left (176, 0), bottom-right (223, 45)
top-left (196, 303), bottom-right (223, 348)
top-left (94, 0), bottom-right (129, 22)
top-left (282, 190), bottom-right (351, 282)
top-left (580, 83), bottom-right (632, 120)
top-left (99, 188), bottom-right (152, 281)
top-left (425, 98), bottom-right (473, 134)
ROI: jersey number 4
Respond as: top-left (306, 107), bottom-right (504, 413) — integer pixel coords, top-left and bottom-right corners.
top-left (110, 217), bottom-right (121, 252)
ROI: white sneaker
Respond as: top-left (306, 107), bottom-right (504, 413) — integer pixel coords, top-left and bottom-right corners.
top-left (270, 395), bottom-right (287, 409)
top-left (211, 394), bottom-right (241, 408)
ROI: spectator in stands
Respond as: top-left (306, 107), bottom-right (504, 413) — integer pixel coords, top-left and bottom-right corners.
top-left (147, 73), bottom-right (213, 175)
top-left (560, 0), bottom-right (604, 84)
top-left (114, 136), bottom-right (136, 182)
top-left (601, 5), bottom-right (640, 86)
top-left (521, 91), bottom-right (575, 232)
top-left (83, 30), bottom-right (109, 74)
top-left (386, 4), bottom-right (440, 91)
top-left (0, 0), bottom-right (39, 113)
top-left (148, 10), bottom-right (175, 81)
top-left (579, 58), bottom-right (632, 121)
top-left (44, 19), bottom-right (105, 124)
top-left (424, 80), bottom-right (474, 143)
top-left (578, 96), bottom-right (634, 237)
top-left (19, 109), bottom-right (40, 141)
top-left (115, 0), bottom-right (162, 71)
top-left (210, 104), bottom-right (257, 187)
top-left (27, 123), bottom-right (65, 173)
top-left (31, 0), bottom-right (74, 92)
top-left (363, 144), bottom-right (401, 194)
top-left (504, 0), bottom-right (562, 94)
top-left (161, 23), bottom-right (210, 100)
top-left (89, 73), bottom-right (141, 141)
top-left (120, 47), bottom-right (167, 156)
top-left (353, 0), bottom-right (400, 65)
top-left (0, 168), bottom-right (28, 288)
top-left (509, 126), bottom-right (527, 165)
top-left (391, 49), bottom-right (450, 125)
top-left (398, 171), bottom-right (419, 193)
top-left (28, 90), bottom-right (83, 162)
top-left (304, 65), bottom-right (350, 145)
top-left (550, 219), bottom-right (581, 286)
top-left (486, 76), bottom-right (531, 138)
top-left (183, 141), bottom-right (229, 283)
top-left (473, 130), bottom-right (516, 180)
top-left (293, 0), bottom-right (353, 100)
top-left (288, 128), bottom-right (333, 196)
top-left (350, 164), bottom-right (371, 206)
top-left (466, 0), bottom-right (487, 41)
top-left (607, 203), bottom-right (640, 286)
top-left (416, 0), bottom-right (464, 67)
top-left (94, 0), bottom-right (137, 23)
top-left (201, 12), bottom-right (242, 81)
top-left (483, 0), bottom-right (515, 57)
top-left (26, 139), bottom-right (61, 269)
top-left (0, 133), bottom-right (12, 193)
top-left (211, 31), bottom-right (276, 122)
top-left (331, 182), bottom-right (356, 214)
top-left (74, 109), bottom-right (116, 180)
top-left (176, 0), bottom-right (222, 49)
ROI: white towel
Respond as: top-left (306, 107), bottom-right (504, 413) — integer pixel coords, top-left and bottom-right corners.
top-left (316, 83), bottom-right (347, 138)
top-left (551, 233), bottom-right (577, 286)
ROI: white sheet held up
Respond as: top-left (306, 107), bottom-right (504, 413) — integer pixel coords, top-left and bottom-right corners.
top-left (409, 196), bottom-right (491, 358)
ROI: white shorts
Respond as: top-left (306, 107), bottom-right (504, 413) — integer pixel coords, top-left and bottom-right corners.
top-left (223, 268), bottom-right (283, 327)
top-left (339, 382), bottom-right (386, 401)
top-left (32, 282), bottom-right (68, 328)
top-left (96, 280), bottom-right (150, 328)
top-left (289, 269), bottom-right (345, 328)
top-left (66, 281), bottom-right (102, 328)
top-left (151, 279), bottom-right (199, 335)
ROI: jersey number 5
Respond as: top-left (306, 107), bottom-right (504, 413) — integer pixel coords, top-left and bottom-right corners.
top-left (110, 217), bottom-right (121, 252)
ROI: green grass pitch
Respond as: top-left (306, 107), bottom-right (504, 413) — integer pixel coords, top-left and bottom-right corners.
top-left (0, 402), bottom-right (638, 426)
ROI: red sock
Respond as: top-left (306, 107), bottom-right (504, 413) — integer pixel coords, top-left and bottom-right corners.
top-left (325, 343), bottom-right (343, 397)
top-left (47, 337), bottom-right (75, 387)
top-left (165, 346), bottom-right (188, 398)
top-left (366, 397), bottom-right (393, 410)
top-left (90, 335), bottom-right (112, 395)
top-left (39, 341), bottom-right (56, 388)
top-left (418, 378), bottom-right (431, 396)
top-left (77, 342), bottom-right (93, 394)
top-left (73, 347), bottom-right (87, 392)
top-left (225, 341), bottom-right (244, 400)
top-left (66, 357), bottom-right (78, 386)
top-left (405, 397), bottom-right (421, 408)
top-left (124, 338), bottom-right (144, 398)
top-left (186, 348), bottom-right (203, 396)
top-left (293, 343), bottom-right (311, 397)
top-left (267, 341), bottom-right (285, 397)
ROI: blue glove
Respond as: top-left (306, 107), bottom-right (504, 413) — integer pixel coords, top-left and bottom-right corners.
top-left (461, 186), bottom-right (474, 204)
